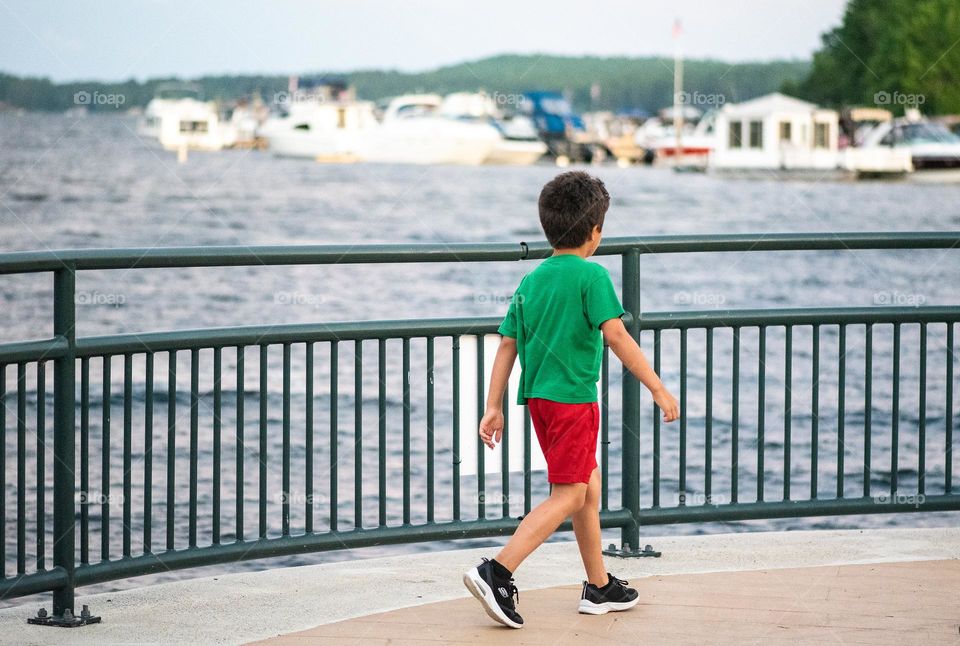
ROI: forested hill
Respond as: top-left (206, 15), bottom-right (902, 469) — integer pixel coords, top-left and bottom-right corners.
top-left (0, 54), bottom-right (809, 113)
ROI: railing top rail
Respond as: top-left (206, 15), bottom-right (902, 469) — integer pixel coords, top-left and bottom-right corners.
top-left (0, 232), bottom-right (957, 274)
top-left (2, 306), bottom-right (957, 363)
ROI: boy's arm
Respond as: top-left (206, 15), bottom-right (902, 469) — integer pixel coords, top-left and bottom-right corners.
top-left (479, 335), bottom-right (518, 449)
top-left (600, 317), bottom-right (680, 422)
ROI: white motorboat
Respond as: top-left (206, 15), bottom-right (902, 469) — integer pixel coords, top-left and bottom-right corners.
top-left (358, 94), bottom-right (501, 165)
top-left (138, 85), bottom-right (232, 152)
top-left (258, 97), bottom-right (378, 161)
top-left (857, 112), bottom-right (960, 181)
top-left (261, 91), bottom-right (502, 165)
top-left (438, 92), bottom-right (547, 165)
top-left (635, 110), bottom-right (716, 167)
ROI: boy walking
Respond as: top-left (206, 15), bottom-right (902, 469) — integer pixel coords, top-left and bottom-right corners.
top-left (463, 171), bottom-right (679, 628)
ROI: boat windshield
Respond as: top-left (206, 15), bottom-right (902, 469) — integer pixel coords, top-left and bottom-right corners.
top-left (892, 122), bottom-right (960, 144)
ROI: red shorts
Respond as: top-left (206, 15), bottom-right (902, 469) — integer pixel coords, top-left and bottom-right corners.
top-left (527, 397), bottom-right (599, 484)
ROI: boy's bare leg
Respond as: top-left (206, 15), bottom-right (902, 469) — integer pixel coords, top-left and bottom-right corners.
top-left (571, 467), bottom-right (608, 587)
top-left (493, 482), bottom-right (587, 572)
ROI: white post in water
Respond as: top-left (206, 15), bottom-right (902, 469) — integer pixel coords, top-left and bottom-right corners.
top-left (673, 18), bottom-right (684, 167)
top-left (177, 143), bottom-right (188, 164)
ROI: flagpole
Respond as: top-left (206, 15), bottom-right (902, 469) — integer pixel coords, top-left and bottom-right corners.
top-left (673, 18), bottom-right (684, 167)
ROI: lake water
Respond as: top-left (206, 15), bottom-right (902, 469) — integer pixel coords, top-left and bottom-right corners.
top-left (1, 113), bottom-right (959, 597)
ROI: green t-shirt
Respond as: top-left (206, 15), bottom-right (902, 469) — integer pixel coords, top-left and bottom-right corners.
top-left (498, 254), bottom-right (625, 405)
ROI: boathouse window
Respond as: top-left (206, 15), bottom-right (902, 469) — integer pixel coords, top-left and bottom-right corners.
top-left (814, 123), bottom-right (829, 148)
top-left (749, 120), bottom-right (763, 148)
top-left (779, 121), bottom-right (792, 142)
top-left (179, 120), bottom-right (209, 133)
top-left (729, 121), bottom-right (742, 148)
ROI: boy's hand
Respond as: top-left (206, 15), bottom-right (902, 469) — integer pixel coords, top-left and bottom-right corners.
top-left (651, 385), bottom-right (680, 423)
top-left (478, 407), bottom-right (504, 449)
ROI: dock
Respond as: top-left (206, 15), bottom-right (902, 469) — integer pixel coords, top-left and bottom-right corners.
top-left (0, 526), bottom-right (956, 644)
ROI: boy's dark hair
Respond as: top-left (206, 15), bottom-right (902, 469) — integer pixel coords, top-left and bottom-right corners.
top-left (538, 171), bottom-right (610, 249)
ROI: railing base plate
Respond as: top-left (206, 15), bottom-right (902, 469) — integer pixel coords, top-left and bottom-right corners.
top-left (28, 606), bottom-right (101, 627)
top-left (603, 542), bottom-right (661, 558)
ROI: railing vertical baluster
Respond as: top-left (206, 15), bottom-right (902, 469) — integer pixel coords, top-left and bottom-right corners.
top-left (144, 354), bottom-right (153, 553)
top-left (837, 326), bottom-right (846, 499)
top-left (601, 345), bottom-right (609, 511)
top-left (891, 323), bottom-right (900, 496)
top-left (304, 342), bottom-right (314, 534)
top-left (17, 362), bottom-right (25, 575)
top-left (123, 354), bottom-right (133, 557)
top-left (621, 249), bottom-right (642, 551)
top-left (330, 342), bottom-right (339, 532)
top-left (918, 324), bottom-right (926, 495)
top-left (189, 349), bottom-right (199, 548)
top-left (0, 365), bottom-right (4, 576)
top-left (166, 351), bottom-right (176, 551)
top-left (402, 338), bottom-right (411, 525)
top-left (259, 345), bottom-right (268, 539)
top-left (344, 341), bottom-right (354, 529)
top-left (679, 329), bottom-right (687, 504)
top-left (378, 339), bottom-right (386, 527)
top-left (36, 361), bottom-right (45, 571)
top-left (864, 324), bottom-right (873, 497)
top-left (352, 340), bottom-right (362, 531)
top-left (103, 356), bottom-right (112, 560)
top-left (731, 328), bottom-right (740, 504)
top-left (452, 336), bottom-right (461, 521)
top-left (705, 328), bottom-right (713, 503)
top-left (757, 326), bottom-right (766, 503)
top-left (52, 266), bottom-right (77, 616)
top-left (281, 343), bottom-right (291, 537)
top-left (80, 357), bottom-right (90, 565)
top-left (947, 324), bottom-right (954, 494)
top-left (523, 407), bottom-right (532, 515)
top-left (212, 347), bottom-right (221, 544)
top-left (501, 389), bottom-right (510, 518)
top-left (426, 337), bottom-right (435, 523)
top-left (476, 335), bottom-right (485, 520)
top-left (235, 346), bottom-right (244, 541)
top-left (811, 326), bottom-right (819, 500)
top-left (784, 326), bottom-right (792, 501)
top-left (653, 330), bottom-right (661, 507)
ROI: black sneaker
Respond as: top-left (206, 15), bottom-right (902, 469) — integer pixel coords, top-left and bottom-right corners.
top-left (463, 557), bottom-right (523, 628)
top-left (578, 572), bottom-right (639, 615)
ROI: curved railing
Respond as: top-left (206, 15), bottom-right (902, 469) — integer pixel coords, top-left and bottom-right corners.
top-left (0, 233), bottom-right (957, 623)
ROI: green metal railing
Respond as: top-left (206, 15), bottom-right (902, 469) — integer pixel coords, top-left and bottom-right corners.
top-left (0, 232), bottom-right (958, 625)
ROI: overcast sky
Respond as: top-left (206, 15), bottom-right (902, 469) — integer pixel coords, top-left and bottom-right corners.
top-left (1, 0), bottom-right (848, 82)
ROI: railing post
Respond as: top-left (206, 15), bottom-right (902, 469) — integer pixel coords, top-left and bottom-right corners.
top-left (31, 266), bottom-right (100, 626)
top-left (605, 248), bottom-right (658, 558)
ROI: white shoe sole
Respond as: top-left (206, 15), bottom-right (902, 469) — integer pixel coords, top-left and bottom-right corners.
top-left (463, 567), bottom-right (523, 629)
top-left (578, 596), bottom-right (640, 615)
